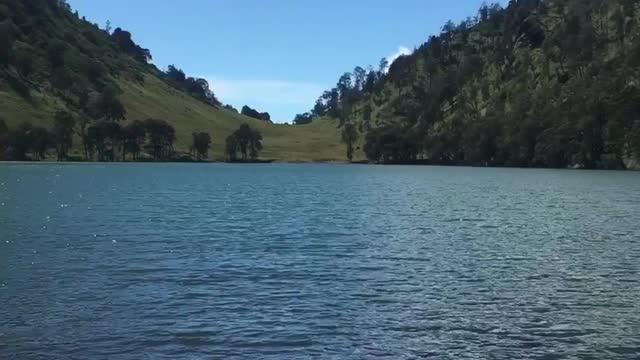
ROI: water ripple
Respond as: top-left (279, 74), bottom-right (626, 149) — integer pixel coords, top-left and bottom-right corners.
top-left (1, 163), bottom-right (640, 359)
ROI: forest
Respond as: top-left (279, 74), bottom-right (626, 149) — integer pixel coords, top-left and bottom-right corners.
top-left (297, 0), bottom-right (640, 169)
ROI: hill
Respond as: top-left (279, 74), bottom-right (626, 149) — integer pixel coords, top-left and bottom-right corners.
top-left (0, 0), bottom-right (344, 161)
top-left (298, 0), bottom-right (640, 169)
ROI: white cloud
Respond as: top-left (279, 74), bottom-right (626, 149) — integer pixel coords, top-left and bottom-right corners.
top-left (384, 46), bottom-right (412, 72)
top-left (204, 77), bottom-right (326, 106)
top-left (201, 77), bottom-right (327, 122)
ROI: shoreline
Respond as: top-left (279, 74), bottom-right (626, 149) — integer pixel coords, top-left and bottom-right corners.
top-left (1, 160), bottom-right (638, 171)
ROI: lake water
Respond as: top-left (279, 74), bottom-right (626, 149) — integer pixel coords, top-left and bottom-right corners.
top-left (1, 163), bottom-right (640, 359)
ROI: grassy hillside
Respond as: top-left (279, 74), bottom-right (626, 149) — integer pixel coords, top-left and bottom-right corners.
top-left (0, 76), bottom-right (345, 161)
top-left (0, 0), bottom-right (345, 161)
top-left (119, 75), bottom-right (345, 161)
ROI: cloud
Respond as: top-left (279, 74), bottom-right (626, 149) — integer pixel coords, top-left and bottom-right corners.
top-left (384, 46), bottom-right (412, 72)
top-left (205, 78), bottom-right (326, 106)
top-left (202, 77), bottom-right (327, 122)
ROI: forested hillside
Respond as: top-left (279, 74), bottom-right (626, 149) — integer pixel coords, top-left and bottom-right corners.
top-left (0, 0), bottom-right (343, 161)
top-left (298, 0), bottom-right (640, 169)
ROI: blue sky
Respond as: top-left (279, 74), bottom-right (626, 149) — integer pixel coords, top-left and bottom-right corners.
top-left (68, 0), bottom-right (506, 122)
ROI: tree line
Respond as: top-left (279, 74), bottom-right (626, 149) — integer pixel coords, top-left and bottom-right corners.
top-left (0, 113), bottom-right (263, 162)
top-left (240, 105), bottom-right (272, 123)
top-left (298, 0), bottom-right (640, 169)
top-left (165, 65), bottom-right (220, 107)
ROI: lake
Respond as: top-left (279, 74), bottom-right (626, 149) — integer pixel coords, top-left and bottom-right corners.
top-left (1, 163), bottom-right (639, 359)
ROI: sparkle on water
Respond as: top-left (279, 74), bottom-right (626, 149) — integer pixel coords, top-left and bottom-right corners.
top-left (1, 163), bottom-right (639, 359)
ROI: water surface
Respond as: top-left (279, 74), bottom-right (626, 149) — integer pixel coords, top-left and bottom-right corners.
top-left (1, 163), bottom-right (639, 359)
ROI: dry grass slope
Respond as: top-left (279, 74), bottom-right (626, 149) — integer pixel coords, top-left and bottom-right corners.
top-left (1, 74), bottom-right (349, 162)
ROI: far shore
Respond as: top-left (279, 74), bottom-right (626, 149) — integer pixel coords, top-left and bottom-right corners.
top-left (1, 160), bottom-right (638, 171)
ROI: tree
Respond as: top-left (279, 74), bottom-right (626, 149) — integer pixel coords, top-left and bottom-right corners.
top-left (378, 57), bottom-right (389, 75)
top-left (75, 116), bottom-right (92, 160)
top-left (224, 104), bottom-right (238, 113)
top-left (0, 21), bottom-right (14, 65)
top-left (122, 120), bottom-right (146, 161)
top-left (14, 42), bottom-right (34, 77)
top-left (166, 65), bottom-right (186, 82)
top-left (323, 89), bottom-right (340, 118)
top-left (7, 122), bottom-right (34, 161)
top-left (93, 85), bottom-right (126, 122)
top-left (87, 121), bottom-right (122, 161)
top-left (225, 123), bottom-right (263, 161)
top-left (86, 59), bottom-right (105, 83)
top-left (30, 126), bottom-right (53, 160)
top-left (363, 69), bottom-right (377, 93)
top-left (225, 134), bottom-right (239, 161)
top-left (53, 111), bottom-right (76, 160)
top-left (293, 112), bottom-right (314, 125)
top-left (341, 122), bottom-right (359, 161)
top-left (6, 122), bottom-right (53, 161)
top-left (353, 66), bottom-right (366, 91)
top-left (143, 119), bottom-right (175, 161)
top-left (164, 66), bottom-right (220, 106)
top-left (337, 72), bottom-right (353, 102)
top-left (311, 97), bottom-right (326, 117)
top-left (46, 39), bottom-right (67, 68)
top-left (241, 105), bottom-right (272, 122)
top-left (235, 123), bottom-right (252, 160)
top-left (111, 27), bottom-right (152, 62)
top-left (248, 130), bottom-right (263, 160)
top-left (191, 132), bottom-right (211, 160)
top-left (0, 118), bottom-right (8, 159)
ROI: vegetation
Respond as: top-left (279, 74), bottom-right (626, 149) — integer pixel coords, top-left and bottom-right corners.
top-left (341, 123), bottom-right (359, 161)
top-left (5, 0), bottom-right (638, 167)
top-left (297, 0), bottom-right (640, 169)
top-left (52, 110), bottom-right (75, 160)
top-left (225, 123), bottom-right (263, 161)
top-left (241, 105), bottom-right (272, 123)
top-left (1, 115), bottom-right (178, 162)
top-left (0, 0), bottom-right (344, 162)
top-left (165, 65), bottom-right (220, 106)
top-left (191, 132), bottom-right (212, 160)
top-left (0, 117), bottom-right (8, 158)
top-left (3, 122), bottom-right (52, 160)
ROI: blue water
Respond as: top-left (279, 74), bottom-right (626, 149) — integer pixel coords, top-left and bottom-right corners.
top-left (1, 163), bottom-right (640, 359)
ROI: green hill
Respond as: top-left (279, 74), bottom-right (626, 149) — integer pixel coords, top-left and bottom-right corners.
top-left (0, 0), bottom-right (344, 161)
top-left (298, 0), bottom-right (640, 169)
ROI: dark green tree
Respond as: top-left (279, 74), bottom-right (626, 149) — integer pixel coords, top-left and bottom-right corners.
top-left (7, 122), bottom-right (34, 161)
top-left (122, 120), bottom-right (146, 161)
top-left (30, 126), bottom-right (53, 160)
top-left (225, 123), bottom-right (263, 161)
top-left (143, 119), bottom-right (175, 161)
top-left (241, 105), bottom-right (271, 122)
top-left (0, 21), bottom-right (14, 65)
top-left (46, 39), bottom-right (67, 68)
top-left (341, 122), bottom-right (359, 161)
top-left (0, 118), bottom-right (8, 159)
top-left (191, 132), bottom-right (212, 160)
top-left (87, 121), bottom-right (121, 161)
top-left (225, 134), bottom-right (239, 161)
top-left (293, 112), bottom-right (314, 125)
top-left (53, 111), bottom-right (76, 160)
top-left (14, 42), bottom-right (34, 77)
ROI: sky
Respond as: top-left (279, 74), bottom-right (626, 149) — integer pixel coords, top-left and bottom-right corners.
top-left (68, 0), bottom-right (507, 123)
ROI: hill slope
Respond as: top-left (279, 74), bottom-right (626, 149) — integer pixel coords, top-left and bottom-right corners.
top-left (301, 0), bottom-right (640, 169)
top-left (0, 0), bottom-right (343, 161)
